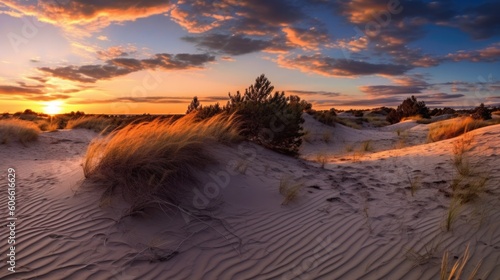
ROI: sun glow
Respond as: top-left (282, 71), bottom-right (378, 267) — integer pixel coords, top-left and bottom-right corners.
top-left (44, 101), bottom-right (63, 115)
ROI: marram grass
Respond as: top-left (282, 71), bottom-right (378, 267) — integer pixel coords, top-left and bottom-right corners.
top-left (83, 113), bottom-right (241, 210)
top-left (0, 118), bottom-right (41, 145)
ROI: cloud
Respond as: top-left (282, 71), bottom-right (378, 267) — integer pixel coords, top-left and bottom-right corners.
top-left (446, 43), bottom-right (500, 63)
top-left (1, 0), bottom-right (172, 36)
top-left (96, 35), bottom-right (109, 41)
top-left (69, 95), bottom-right (227, 105)
top-left (282, 26), bottom-right (331, 50)
top-left (419, 93), bottom-right (464, 99)
top-left (359, 85), bottom-right (426, 96)
top-left (287, 90), bottom-right (341, 97)
top-left (336, 36), bottom-right (369, 52)
top-left (0, 84), bottom-right (74, 101)
top-left (337, 96), bottom-right (403, 107)
top-left (452, 2), bottom-right (500, 39)
top-left (0, 85), bottom-right (43, 94)
top-left (39, 53), bottom-right (215, 83)
top-left (182, 34), bottom-right (272, 55)
top-left (169, 1), bottom-right (233, 33)
top-left (170, 0), bottom-right (303, 34)
top-left (278, 54), bottom-right (411, 77)
top-left (96, 45), bottom-right (137, 60)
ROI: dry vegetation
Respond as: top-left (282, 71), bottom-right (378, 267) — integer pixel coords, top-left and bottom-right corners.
top-left (0, 119), bottom-right (41, 145)
top-left (279, 175), bottom-right (303, 205)
top-left (67, 116), bottom-right (115, 133)
top-left (428, 116), bottom-right (500, 142)
top-left (83, 114), bottom-right (241, 211)
top-left (444, 131), bottom-right (491, 231)
top-left (440, 244), bottom-right (481, 280)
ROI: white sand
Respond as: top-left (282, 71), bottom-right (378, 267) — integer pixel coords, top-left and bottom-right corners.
top-left (1, 117), bottom-right (499, 279)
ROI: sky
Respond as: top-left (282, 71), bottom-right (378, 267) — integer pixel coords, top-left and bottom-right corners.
top-left (0, 0), bottom-right (499, 115)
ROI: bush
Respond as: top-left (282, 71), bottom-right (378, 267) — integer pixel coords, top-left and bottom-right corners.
top-left (0, 119), bottom-right (41, 144)
top-left (226, 74), bottom-right (305, 155)
top-left (471, 103), bottom-right (491, 120)
top-left (83, 113), bottom-right (241, 210)
top-left (387, 96), bottom-right (430, 124)
top-left (311, 109), bottom-right (337, 126)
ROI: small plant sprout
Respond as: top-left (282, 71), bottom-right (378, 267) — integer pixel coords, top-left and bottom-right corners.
top-left (315, 153), bottom-right (328, 168)
top-left (445, 196), bottom-right (462, 232)
top-left (361, 140), bottom-right (373, 152)
top-left (406, 170), bottom-right (420, 197)
top-left (322, 132), bottom-right (331, 143)
top-left (279, 175), bottom-right (304, 206)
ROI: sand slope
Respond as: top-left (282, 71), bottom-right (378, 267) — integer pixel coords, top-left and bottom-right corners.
top-left (1, 119), bottom-right (500, 279)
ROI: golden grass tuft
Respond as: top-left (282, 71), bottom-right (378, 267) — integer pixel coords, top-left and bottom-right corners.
top-left (440, 244), bottom-right (481, 280)
top-left (83, 113), bottom-right (241, 210)
top-left (0, 119), bottom-right (41, 144)
top-left (428, 117), bottom-right (487, 142)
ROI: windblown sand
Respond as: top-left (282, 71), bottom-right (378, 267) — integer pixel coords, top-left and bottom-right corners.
top-left (1, 116), bottom-right (499, 279)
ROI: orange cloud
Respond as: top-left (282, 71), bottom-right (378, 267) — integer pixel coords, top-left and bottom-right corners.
top-left (447, 43), bottom-right (500, 62)
top-left (282, 26), bottom-right (331, 51)
top-left (2, 0), bottom-right (172, 36)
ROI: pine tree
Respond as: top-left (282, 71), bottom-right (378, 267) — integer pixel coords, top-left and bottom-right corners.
top-left (186, 96), bottom-right (201, 114)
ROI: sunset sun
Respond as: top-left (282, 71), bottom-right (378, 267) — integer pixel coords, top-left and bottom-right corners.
top-left (44, 101), bottom-right (63, 115)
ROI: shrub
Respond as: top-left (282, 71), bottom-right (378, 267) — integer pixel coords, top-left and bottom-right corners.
top-left (471, 103), bottom-right (491, 120)
top-left (186, 96), bottom-right (201, 114)
top-left (311, 109), bottom-right (337, 126)
top-left (226, 74), bottom-right (304, 155)
top-left (0, 119), bottom-right (41, 144)
top-left (83, 114), bottom-right (241, 211)
top-left (196, 103), bottom-right (223, 119)
top-left (386, 96), bottom-right (430, 124)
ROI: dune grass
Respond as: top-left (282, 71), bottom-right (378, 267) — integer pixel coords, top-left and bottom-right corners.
top-left (361, 140), bottom-right (373, 152)
top-left (35, 118), bottom-right (59, 132)
top-left (0, 118), bottom-right (41, 144)
top-left (428, 116), bottom-right (500, 142)
top-left (322, 132), bottom-right (331, 143)
top-left (83, 113), bottom-right (241, 210)
top-left (67, 116), bottom-right (115, 133)
top-left (445, 196), bottom-right (462, 232)
top-left (315, 153), bottom-right (328, 168)
top-left (440, 244), bottom-right (481, 280)
top-left (279, 175), bottom-right (303, 205)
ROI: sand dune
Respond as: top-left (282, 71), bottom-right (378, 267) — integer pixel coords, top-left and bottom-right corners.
top-left (1, 117), bottom-right (500, 279)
